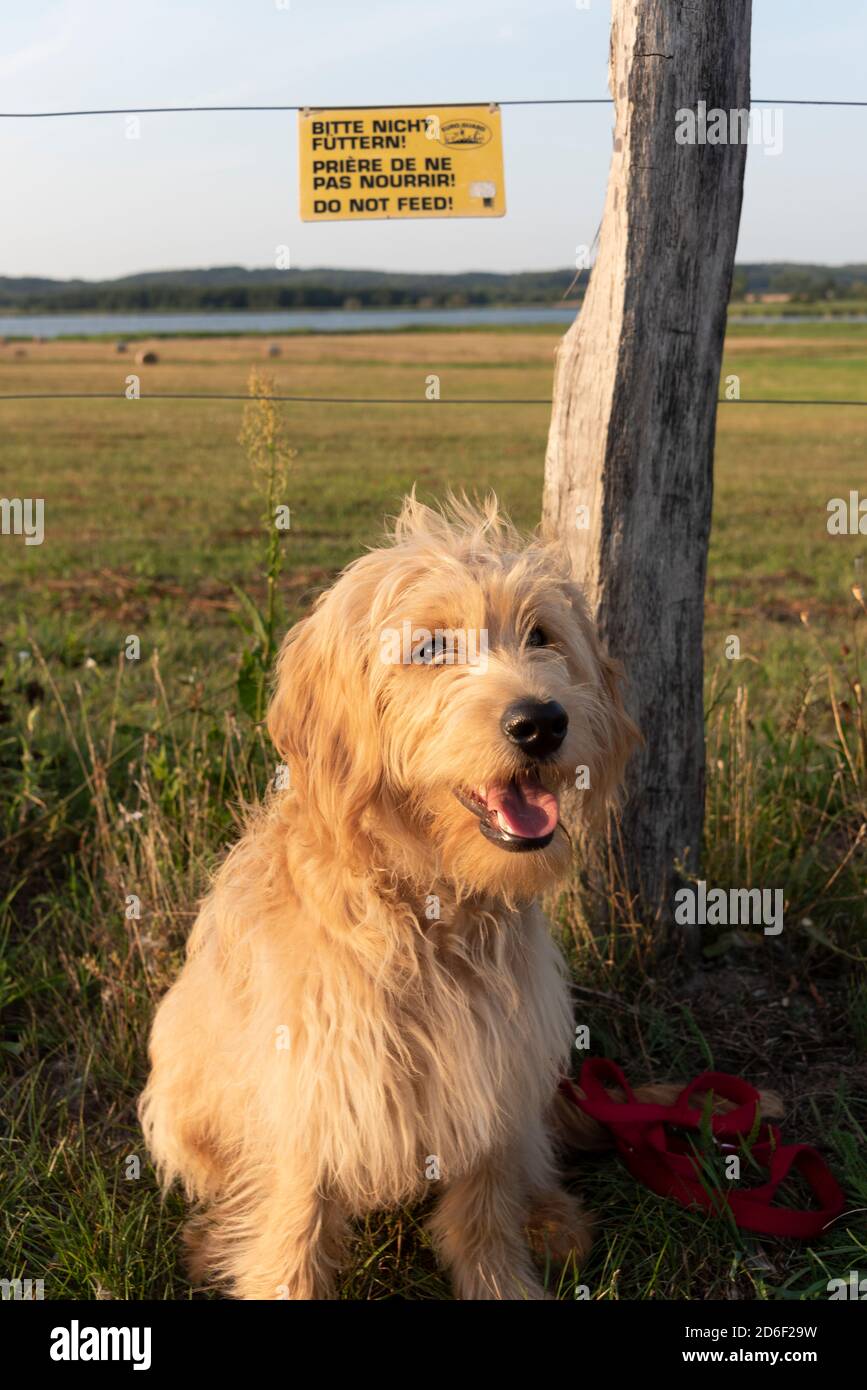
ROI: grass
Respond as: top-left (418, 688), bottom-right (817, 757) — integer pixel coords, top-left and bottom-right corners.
top-left (1, 325), bottom-right (865, 1300)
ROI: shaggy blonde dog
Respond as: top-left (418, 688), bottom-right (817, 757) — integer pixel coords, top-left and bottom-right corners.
top-left (140, 494), bottom-right (641, 1299)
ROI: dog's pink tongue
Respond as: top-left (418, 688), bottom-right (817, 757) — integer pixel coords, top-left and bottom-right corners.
top-left (485, 777), bottom-right (559, 838)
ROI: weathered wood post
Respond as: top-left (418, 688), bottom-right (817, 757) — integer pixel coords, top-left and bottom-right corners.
top-left (544, 0), bottom-right (752, 925)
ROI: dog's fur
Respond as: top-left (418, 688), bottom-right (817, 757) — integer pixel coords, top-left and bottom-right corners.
top-left (140, 494), bottom-right (642, 1299)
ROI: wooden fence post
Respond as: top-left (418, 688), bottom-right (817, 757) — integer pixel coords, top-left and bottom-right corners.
top-left (544, 0), bottom-right (752, 925)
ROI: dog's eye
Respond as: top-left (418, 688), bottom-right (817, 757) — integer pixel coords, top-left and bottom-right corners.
top-left (526, 626), bottom-right (547, 648)
top-left (413, 634), bottom-right (448, 665)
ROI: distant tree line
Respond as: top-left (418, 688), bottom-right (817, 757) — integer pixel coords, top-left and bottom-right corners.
top-left (0, 267), bottom-right (578, 314)
top-left (1, 263), bottom-right (865, 314)
top-left (730, 264), bottom-right (867, 301)
top-left (0, 284), bottom-right (534, 312)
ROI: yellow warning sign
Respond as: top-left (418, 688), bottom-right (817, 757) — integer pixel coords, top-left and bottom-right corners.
top-left (299, 104), bottom-right (505, 221)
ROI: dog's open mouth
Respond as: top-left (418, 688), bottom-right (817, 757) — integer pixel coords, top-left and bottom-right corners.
top-left (453, 773), bottom-right (560, 853)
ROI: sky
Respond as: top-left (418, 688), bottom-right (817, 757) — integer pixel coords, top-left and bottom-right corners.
top-left (2, 0), bottom-right (865, 280)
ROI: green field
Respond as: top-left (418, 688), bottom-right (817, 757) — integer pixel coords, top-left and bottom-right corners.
top-left (1, 324), bottom-right (865, 1299)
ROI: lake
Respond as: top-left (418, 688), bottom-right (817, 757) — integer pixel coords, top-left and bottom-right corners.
top-left (1, 307), bottom-right (865, 339)
top-left (0, 306), bottom-right (579, 339)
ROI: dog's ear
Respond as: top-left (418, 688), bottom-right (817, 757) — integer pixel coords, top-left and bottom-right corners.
top-left (267, 587), bottom-right (384, 846)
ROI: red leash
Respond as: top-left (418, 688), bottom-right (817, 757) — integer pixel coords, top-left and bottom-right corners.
top-left (559, 1058), bottom-right (845, 1239)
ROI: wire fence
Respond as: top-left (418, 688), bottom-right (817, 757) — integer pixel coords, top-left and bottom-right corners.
top-left (2, 97), bottom-right (866, 117)
top-left (2, 92), bottom-right (865, 410)
top-left (0, 393), bottom-right (865, 407)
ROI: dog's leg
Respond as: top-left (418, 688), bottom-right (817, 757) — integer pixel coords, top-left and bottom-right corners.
top-left (430, 1147), bottom-right (550, 1301)
top-left (523, 1120), bottom-right (594, 1271)
top-left (224, 1171), bottom-right (347, 1301)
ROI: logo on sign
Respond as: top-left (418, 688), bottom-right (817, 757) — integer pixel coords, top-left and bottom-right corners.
top-left (439, 120), bottom-right (491, 148)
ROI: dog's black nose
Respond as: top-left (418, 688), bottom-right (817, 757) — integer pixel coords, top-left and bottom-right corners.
top-left (501, 699), bottom-right (568, 760)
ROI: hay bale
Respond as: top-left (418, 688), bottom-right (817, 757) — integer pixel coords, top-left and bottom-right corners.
top-left (135, 349), bottom-right (159, 365)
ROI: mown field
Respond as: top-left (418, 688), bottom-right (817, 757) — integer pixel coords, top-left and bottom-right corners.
top-left (1, 324), bottom-right (865, 1300)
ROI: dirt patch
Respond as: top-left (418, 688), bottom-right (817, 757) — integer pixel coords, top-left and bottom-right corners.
top-left (676, 960), bottom-right (866, 1136)
top-left (37, 565), bottom-right (337, 622)
top-left (706, 597), bottom-right (850, 624)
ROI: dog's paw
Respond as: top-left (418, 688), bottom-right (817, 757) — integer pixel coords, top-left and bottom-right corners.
top-left (525, 1188), bottom-right (594, 1266)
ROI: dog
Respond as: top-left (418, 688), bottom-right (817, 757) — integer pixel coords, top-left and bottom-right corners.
top-left (140, 493), bottom-right (640, 1299)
